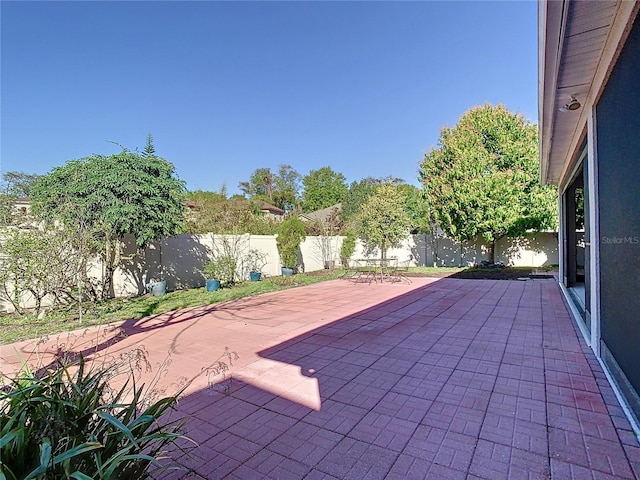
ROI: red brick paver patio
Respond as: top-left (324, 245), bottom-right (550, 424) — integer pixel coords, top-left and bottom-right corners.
top-left (2, 277), bottom-right (639, 479)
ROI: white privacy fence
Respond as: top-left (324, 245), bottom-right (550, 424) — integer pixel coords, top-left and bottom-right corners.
top-left (0, 231), bottom-right (558, 312)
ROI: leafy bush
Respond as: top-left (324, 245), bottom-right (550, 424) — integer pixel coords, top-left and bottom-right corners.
top-left (276, 218), bottom-right (306, 269)
top-left (0, 226), bottom-right (97, 315)
top-left (340, 230), bottom-right (357, 265)
top-left (203, 255), bottom-right (237, 284)
top-left (0, 353), bottom-right (186, 480)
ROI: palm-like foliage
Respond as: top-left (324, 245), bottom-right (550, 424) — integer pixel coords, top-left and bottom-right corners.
top-left (0, 355), bottom-right (186, 480)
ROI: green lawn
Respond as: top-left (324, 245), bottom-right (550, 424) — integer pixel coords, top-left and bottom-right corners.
top-left (0, 271), bottom-right (343, 345)
top-left (408, 266), bottom-right (467, 275)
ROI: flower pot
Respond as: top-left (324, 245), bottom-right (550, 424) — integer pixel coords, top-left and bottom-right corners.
top-left (324, 260), bottom-right (336, 270)
top-left (146, 280), bottom-right (166, 297)
top-left (281, 267), bottom-right (294, 277)
top-left (206, 279), bottom-right (221, 292)
top-left (249, 271), bottom-right (262, 282)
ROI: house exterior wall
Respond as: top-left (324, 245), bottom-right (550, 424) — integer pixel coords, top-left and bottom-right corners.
top-left (541, 2), bottom-right (640, 433)
top-left (594, 16), bottom-right (640, 417)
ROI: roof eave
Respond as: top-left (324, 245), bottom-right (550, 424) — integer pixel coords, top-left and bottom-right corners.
top-left (538, 0), bottom-right (567, 186)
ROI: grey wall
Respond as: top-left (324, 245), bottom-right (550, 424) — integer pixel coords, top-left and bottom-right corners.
top-left (596, 15), bottom-right (640, 412)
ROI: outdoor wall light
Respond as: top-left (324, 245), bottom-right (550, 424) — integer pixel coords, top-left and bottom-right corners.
top-left (559, 95), bottom-right (581, 112)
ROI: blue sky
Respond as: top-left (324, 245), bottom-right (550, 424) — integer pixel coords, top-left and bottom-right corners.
top-left (1, 1), bottom-right (538, 195)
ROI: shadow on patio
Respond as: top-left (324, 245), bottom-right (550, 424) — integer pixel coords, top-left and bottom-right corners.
top-left (150, 278), bottom-right (640, 480)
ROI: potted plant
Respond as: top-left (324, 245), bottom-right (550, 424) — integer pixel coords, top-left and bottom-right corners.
top-left (245, 249), bottom-right (268, 281)
top-left (276, 218), bottom-right (306, 276)
top-left (146, 278), bottom-right (167, 296)
top-left (203, 255), bottom-right (236, 291)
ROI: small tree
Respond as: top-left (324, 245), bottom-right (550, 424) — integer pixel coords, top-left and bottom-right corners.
top-left (305, 206), bottom-right (343, 268)
top-left (342, 176), bottom-right (404, 225)
top-left (203, 256), bottom-right (237, 285)
top-left (276, 218), bottom-right (306, 270)
top-left (206, 231), bottom-right (249, 284)
top-left (244, 249), bottom-right (268, 274)
top-left (357, 184), bottom-right (411, 260)
top-left (0, 225), bottom-right (94, 315)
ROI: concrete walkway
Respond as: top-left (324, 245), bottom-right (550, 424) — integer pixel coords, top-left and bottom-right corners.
top-left (2, 277), bottom-right (639, 479)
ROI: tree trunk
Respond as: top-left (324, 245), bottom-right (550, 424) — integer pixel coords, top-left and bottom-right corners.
top-left (429, 226), bottom-right (439, 267)
top-left (488, 241), bottom-right (496, 264)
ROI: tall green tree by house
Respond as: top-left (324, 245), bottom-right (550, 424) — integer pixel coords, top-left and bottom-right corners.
top-left (420, 103), bottom-right (557, 263)
top-left (31, 146), bottom-right (186, 299)
top-left (239, 168), bottom-right (273, 202)
top-left (301, 166), bottom-right (348, 213)
top-left (239, 165), bottom-right (301, 211)
top-left (357, 184), bottom-right (412, 260)
top-left (273, 164), bottom-right (301, 212)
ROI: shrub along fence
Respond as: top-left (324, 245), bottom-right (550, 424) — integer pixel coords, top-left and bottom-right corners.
top-left (0, 232), bottom-right (558, 313)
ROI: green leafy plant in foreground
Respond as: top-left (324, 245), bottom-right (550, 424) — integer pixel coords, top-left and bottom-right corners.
top-left (0, 350), bottom-right (187, 479)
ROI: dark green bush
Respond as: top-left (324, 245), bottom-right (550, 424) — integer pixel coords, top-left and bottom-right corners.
top-left (0, 353), bottom-right (186, 480)
top-left (276, 218), bottom-right (306, 269)
top-left (340, 230), bottom-right (357, 265)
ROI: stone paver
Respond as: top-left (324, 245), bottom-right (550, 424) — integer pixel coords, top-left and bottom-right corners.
top-left (1, 277), bottom-right (639, 479)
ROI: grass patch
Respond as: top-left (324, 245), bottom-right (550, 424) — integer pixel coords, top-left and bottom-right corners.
top-left (408, 266), bottom-right (467, 276)
top-left (0, 271), bottom-right (342, 345)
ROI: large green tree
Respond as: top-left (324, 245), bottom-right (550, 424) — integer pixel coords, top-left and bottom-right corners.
top-left (301, 166), bottom-right (348, 213)
top-left (342, 178), bottom-right (376, 224)
top-left (239, 168), bottom-right (274, 202)
top-left (31, 148), bottom-right (186, 298)
top-left (239, 165), bottom-right (301, 212)
top-left (420, 104), bottom-right (557, 262)
top-left (273, 164), bottom-right (301, 212)
top-left (357, 184), bottom-right (412, 260)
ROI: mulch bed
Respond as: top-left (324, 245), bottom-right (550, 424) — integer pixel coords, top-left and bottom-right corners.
top-left (316, 268), bottom-right (557, 281)
top-left (446, 268), bottom-right (554, 281)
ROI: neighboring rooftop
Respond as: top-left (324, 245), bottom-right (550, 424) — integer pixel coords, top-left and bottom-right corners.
top-left (300, 203), bottom-right (342, 223)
